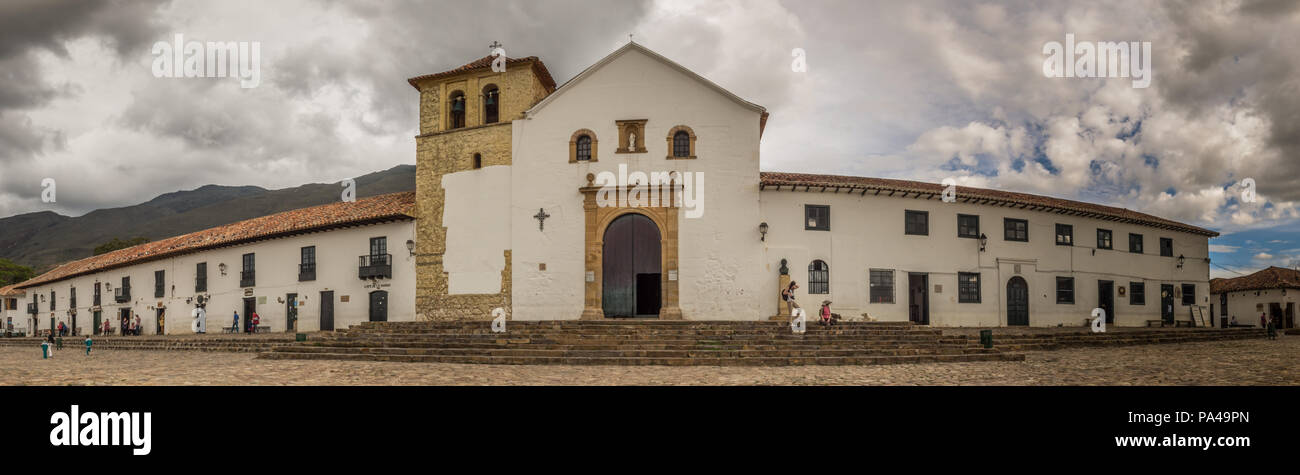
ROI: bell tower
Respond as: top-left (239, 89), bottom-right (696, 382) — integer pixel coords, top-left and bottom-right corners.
top-left (408, 46), bottom-right (557, 320)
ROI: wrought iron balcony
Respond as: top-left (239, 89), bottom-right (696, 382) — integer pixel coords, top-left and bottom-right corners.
top-left (358, 254), bottom-right (392, 279)
top-left (93, 294), bottom-right (101, 306)
top-left (26, 303), bottom-right (37, 315)
top-left (114, 287), bottom-right (131, 303)
top-left (299, 263), bottom-right (316, 282)
top-left (240, 270), bottom-right (256, 288)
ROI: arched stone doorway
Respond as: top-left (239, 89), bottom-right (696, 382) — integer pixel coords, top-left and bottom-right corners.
top-left (1007, 276), bottom-right (1029, 326)
top-left (602, 213), bottom-right (662, 317)
top-left (579, 174), bottom-right (683, 320)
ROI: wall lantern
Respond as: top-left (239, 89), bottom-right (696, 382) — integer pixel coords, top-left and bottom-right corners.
top-left (1177, 254), bottom-right (1185, 269)
top-left (406, 239), bottom-right (416, 256)
top-left (978, 233), bottom-right (988, 252)
top-left (218, 263), bottom-right (227, 276)
top-left (759, 222), bottom-right (769, 242)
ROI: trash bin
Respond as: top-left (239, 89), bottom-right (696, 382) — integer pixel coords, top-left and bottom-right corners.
top-left (295, 333), bottom-right (307, 342)
top-left (979, 329), bottom-right (993, 349)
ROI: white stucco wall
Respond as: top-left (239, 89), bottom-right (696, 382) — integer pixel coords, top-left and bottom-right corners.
top-left (508, 46), bottom-right (765, 320)
top-left (760, 191), bottom-right (1213, 327)
top-left (442, 165), bottom-right (512, 294)
top-left (1212, 289), bottom-right (1297, 327)
top-left (16, 220), bottom-right (416, 335)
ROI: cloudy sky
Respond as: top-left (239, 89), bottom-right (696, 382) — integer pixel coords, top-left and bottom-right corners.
top-left (0, 0), bottom-right (1297, 277)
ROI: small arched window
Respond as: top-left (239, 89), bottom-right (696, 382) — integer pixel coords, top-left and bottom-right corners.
top-left (808, 260), bottom-right (829, 294)
top-left (449, 91), bottom-right (466, 129)
top-left (472, 153), bottom-right (482, 169)
top-left (483, 85), bottom-right (499, 124)
top-left (576, 135), bottom-right (592, 161)
top-left (672, 131), bottom-right (690, 157)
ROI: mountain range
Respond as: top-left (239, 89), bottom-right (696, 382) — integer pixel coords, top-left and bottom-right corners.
top-left (0, 165), bottom-right (416, 273)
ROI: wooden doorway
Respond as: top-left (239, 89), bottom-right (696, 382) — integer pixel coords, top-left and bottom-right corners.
top-left (243, 297), bottom-right (256, 333)
top-left (1161, 284), bottom-right (1175, 325)
top-left (319, 291), bottom-right (334, 331)
top-left (369, 290), bottom-right (388, 322)
top-left (119, 308), bottom-right (130, 335)
top-left (286, 293), bottom-right (298, 332)
top-left (601, 213), bottom-right (662, 318)
top-left (908, 273), bottom-right (929, 325)
top-left (155, 308), bottom-right (165, 335)
top-left (1098, 280), bottom-right (1115, 324)
top-left (1007, 276), bottom-right (1029, 326)
top-left (1286, 303), bottom-right (1295, 329)
top-left (92, 311), bottom-right (101, 336)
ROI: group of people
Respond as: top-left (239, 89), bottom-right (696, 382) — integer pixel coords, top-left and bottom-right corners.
top-left (781, 281), bottom-right (836, 327)
top-left (230, 311), bottom-right (261, 333)
top-left (110, 313), bottom-right (142, 336)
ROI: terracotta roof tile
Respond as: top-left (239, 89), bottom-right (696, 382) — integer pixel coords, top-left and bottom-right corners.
top-left (407, 55), bottom-right (557, 91)
top-left (0, 284), bottom-right (24, 297)
top-left (1210, 266), bottom-right (1300, 294)
top-left (14, 192), bottom-right (415, 289)
top-left (759, 172), bottom-right (1218, 237)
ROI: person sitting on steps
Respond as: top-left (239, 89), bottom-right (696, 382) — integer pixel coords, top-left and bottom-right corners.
top-left (819, 300), bottom-right (834, 327)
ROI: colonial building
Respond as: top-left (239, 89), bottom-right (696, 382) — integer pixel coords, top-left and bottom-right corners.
top-left (1211, 266), bottom-right (1299, 329)
top-left (411, 42), bottom-right (1218, 326)
top-left (13, 192), bottom-right (416, 335)
top-left (0, 284), bottom-right (26, 334)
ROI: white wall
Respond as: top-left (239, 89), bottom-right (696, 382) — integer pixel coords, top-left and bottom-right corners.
top-left (443, 165), bottom-right (512, 294)
top-left (508, 47), bottom-right (765, 320)
top-left (1212, 289), bottom-right (1297, 327)
top-left (760, 190), bottom-right (1213, 327)
top-left (18, 220), bottom-right (416, 335)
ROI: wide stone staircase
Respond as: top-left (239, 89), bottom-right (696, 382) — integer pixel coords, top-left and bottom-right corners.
top-left (967, 327), bottom-right (1268, 351)
top-left (0, 335), bottom-right (295, 352)
top-left (258, 320), bottom-right (1025, 366)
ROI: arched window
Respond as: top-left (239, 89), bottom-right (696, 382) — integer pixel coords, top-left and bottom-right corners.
top-left (569, 129), bottom-right (598, 163)
top-left (449, 91), bottom-right (466, 129)
top-left (576, 135), bottom-right (592, 161)
top-left (483, 85), bottom-right (499, 124)
top-left (672, 131), bottom-right (690, 157)
top-left (665, 125), bottom-right (696, 159)
top-left (808, 260), bottom-right (829, 294)
top-left (472, 153), bottom-right (482, 169)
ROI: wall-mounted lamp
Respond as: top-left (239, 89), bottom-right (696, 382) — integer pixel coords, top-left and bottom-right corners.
top-left (1177, 254), bottom-right (1185, 269)
top-left (759, 222), bottom-right (769, 242)
top-left (406, 239), bottom-right (416, 256)
top-left (218, 263), bottom-right (228, 276)
top-left (978, 233), bottom-right (988, 252)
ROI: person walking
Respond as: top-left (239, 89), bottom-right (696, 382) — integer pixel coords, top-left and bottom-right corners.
top-left (133, 314), bottom-right (142, 336)
top-left (231, 311), bottom-right (240, 334)
top-left (1267, 315), bottom-right (1278, 340)
top-left (782, 281), bottom-right (802, 314)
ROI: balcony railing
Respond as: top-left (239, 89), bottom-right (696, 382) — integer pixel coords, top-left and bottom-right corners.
top-left (26, 303), bottom-right (37, 315)
top-left (359, 254), bottom-right (392, 279)
top-left (240, 270), bottom-right (255, 288)
top-left (114, 287), bottom-right (131, 303)
top-left (299, 263), bottom-right (316, 282)
top-left (93, 294), bottom-right (101, 306)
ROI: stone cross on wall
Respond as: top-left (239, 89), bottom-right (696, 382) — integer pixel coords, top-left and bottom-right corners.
top-left (534, 208), bottom-right (551, 231)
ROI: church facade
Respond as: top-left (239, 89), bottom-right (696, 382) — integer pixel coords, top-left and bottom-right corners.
top-left (411, 42), bottom-right (1218, 327)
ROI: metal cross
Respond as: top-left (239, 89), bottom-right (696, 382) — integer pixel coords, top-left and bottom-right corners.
top-left (489, 40), bottom-right (503, 50)
top-left (533, 208), bottom-right (551, 231)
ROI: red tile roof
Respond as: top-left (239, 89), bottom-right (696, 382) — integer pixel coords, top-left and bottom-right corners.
top-left (0, 284), bottom-right (23, 297)
top-left (759, 172), bottom-right (1218, 237)
top-left (407, 54), bottom-right (557, 91)
top-left (14, 192), bottom-right (415, 289)
top-left (1210, 266), bottom-right (1300, 294)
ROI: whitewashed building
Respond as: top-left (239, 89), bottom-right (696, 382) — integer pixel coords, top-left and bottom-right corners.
top-left (0, 284), bottom-right (27, 334)
top-left (1211, 266), bottom-right (1299, 329)
top-left (12, 192), bottom-right (417, 335)
top-left (410, 42), bottom-right (1219, 327)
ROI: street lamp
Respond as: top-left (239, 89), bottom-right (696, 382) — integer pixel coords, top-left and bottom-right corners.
top-left (759, 222), bottom-right (769, 242)
top-left (979, 233), bottom-right (988, 252)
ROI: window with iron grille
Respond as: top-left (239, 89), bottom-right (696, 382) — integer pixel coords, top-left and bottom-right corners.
top-left (869, 269), bottom-right (894, 303)
top-left (195, 262), bottom-right (207, 292)
top-left (957, 214), bottom-right (980, 238)
top-left (300, 246), bottom-right (316, 282)
top-left (1004, 218), bottom-right (1028, 242)
top-left (808, 260), bottom-right (829, 294)
top-left (241, 253), bottom-right (255, 287)
top-left (50, 290), bottom-right (55, 311)
top-left (958, 272), bottom-right (981, 303)
top-left (1129, 233), bottom-right (1143, 253)
top-left (1056, 277), bottom-right (1074, 304)
top-left (69, 287), bottom-right (76, 308)
top-left (805, 205), bottom-right (829, 231)
top-left (1097, 229), bottom-right (1113, 249)
top-left (1130, 282), bottom-right (1145, 305)
top-left (904, 210), bottom-right (929, 236)
top-left (1055, 224), bottom-right (1073, 246)
top-left (672, 131), bottom-right (690, 157)
top-left (155, 270), bottom-right (165, 298)
top-left (576, 135), bottom-right (592, 161)
top-left (1160, 237), bottom-right (1173, 257)
top-left (1182, 284), bottom-right (1195, 306)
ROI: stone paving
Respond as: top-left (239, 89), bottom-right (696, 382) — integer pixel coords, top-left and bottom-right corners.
top-left (1, 334), bottom-right (1295, 385)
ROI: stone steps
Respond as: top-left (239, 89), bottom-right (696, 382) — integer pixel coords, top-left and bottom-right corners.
top-left (0, 337), bottom-right (292, 353)
top-left (270, 345), bottom-right (1003, 358)
top-left (258, 351), bottom-right (1023, 366)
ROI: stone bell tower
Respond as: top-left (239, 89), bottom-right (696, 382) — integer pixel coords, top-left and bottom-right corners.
top-left (407, 45), bottom-right (557, 320)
